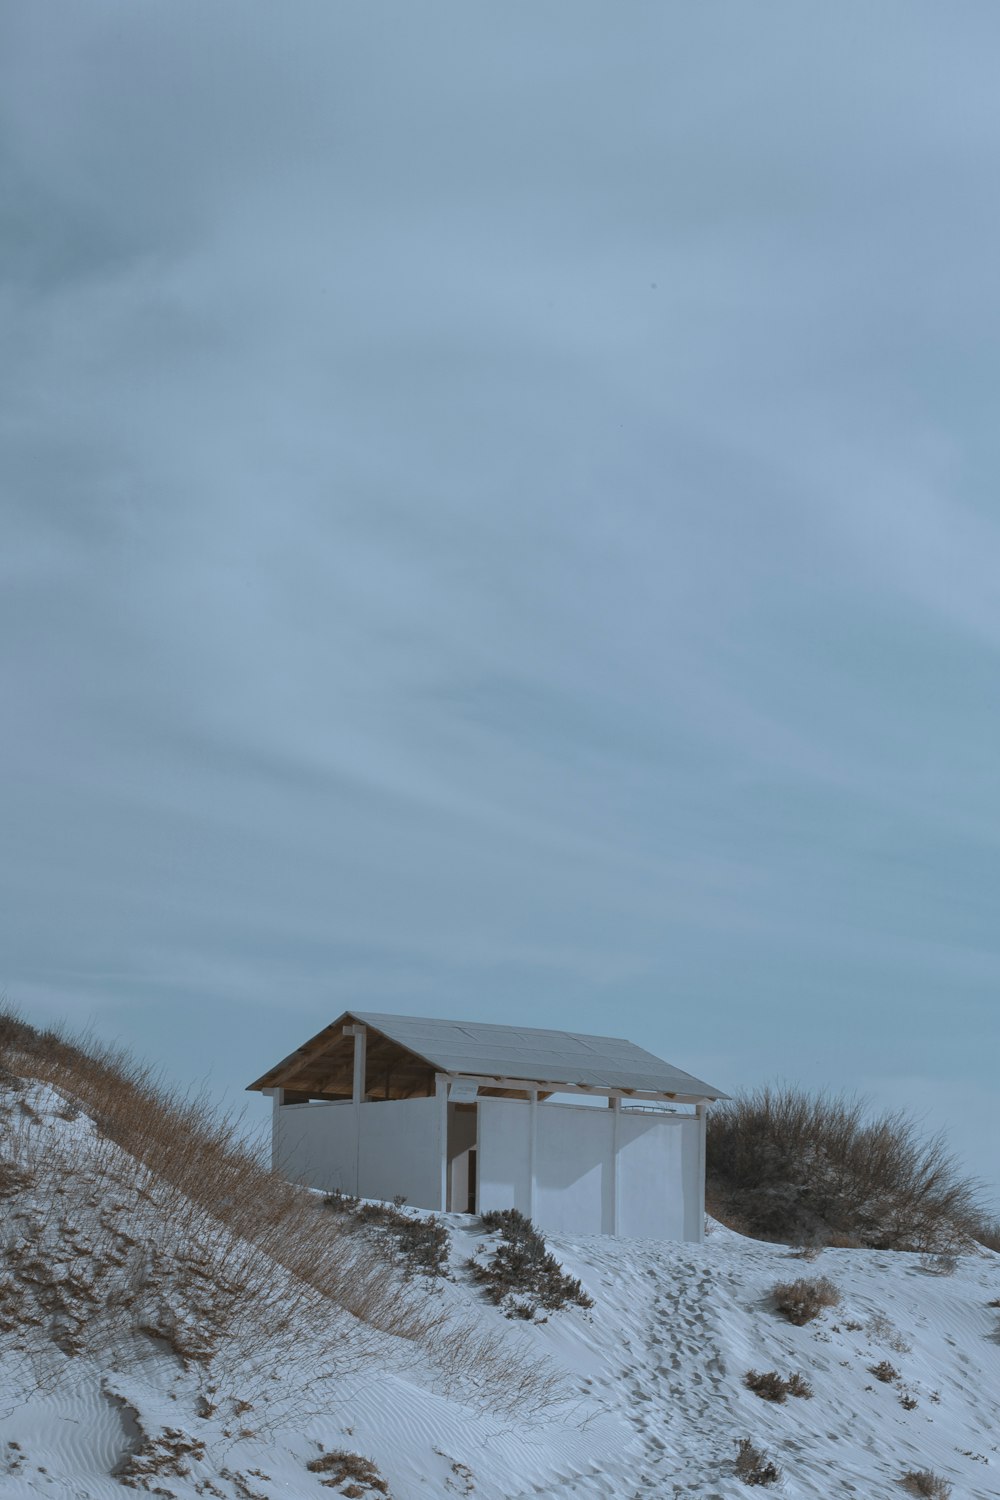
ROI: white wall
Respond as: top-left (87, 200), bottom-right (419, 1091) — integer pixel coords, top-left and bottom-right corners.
top-left (616, 1112), bottom-right (701, 1240)
top-left (274, 1097), bottom-right (442, 1210)
top-left (276, 1092), bottom-right (704, 1240)
top-left (357, 1098), bottom-right (441, 1208)
top-left (534, 1102), bottom-right (615, 1235)
top-left (477, 1097), bottom-right (532, 1216)
top-left (477, 1097), bottom-right (703, 1241)
top-left (274, 1100), bottom-right (356, 1194)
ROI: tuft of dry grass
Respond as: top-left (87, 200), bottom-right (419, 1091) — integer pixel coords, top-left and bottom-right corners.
top-left (743, 1369), bottom-right (812, 1402)
top-left (865, 1311), bottom-right (912, 1354)
top-left (899, 1470), bottom-right (951, 1498)
top-left (743, 1369), bottom-right (788, 1402)
top-left (770, 1275), bottom-right (840, 1325)
top-left (307, 1450), bottom-right (390, 1495)
top-left (734, 1437), bottom-right (780, 1486)
top-left (707, 1085), bottom-right (991, 1251)
top-left (869, 1360), bottom-right (898, 1383)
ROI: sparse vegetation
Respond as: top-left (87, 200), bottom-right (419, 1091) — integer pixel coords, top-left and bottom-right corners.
top-left (707, 1085), bottom-right (991, 1250)
top-left (0, 1007), bottom-right (558, 1419)
top-left (770, 1275), bottom-right (840, 1325)
top-left (307, 1450), bottom-right (391, 1495)
top-left (743, 1368), bottom-right (812, 1402)
top-left (866, 1312), bottom-right (912, 1354)
top-left (869, 1360), bottom-right (898, 1383)
top-left (919, 1253), bottom-right (957, 1276)
top-left (323, 1192), bottom-right (450, 1279)
top-left (899, 1469), bottom-right (951, 1498)
top-left (734, 1437), bottom-right (780, 1486)
top-left (468, 1209), bottom-right (593, 1319)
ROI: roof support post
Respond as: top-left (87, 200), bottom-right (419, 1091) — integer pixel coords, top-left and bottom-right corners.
top-left (610, 1096), bottom-right (621, 1236)
top-left (264, 1088), bottom-right (284, 1173)
top-left (435, 1073), bottom-right (449, 1212)
top-left (695, 1101), bottom-right (708, 1244)
top-left (344, 1025), bottom-right (367, 1194)
top-left (527, 1089), bottom-right (538, 1221)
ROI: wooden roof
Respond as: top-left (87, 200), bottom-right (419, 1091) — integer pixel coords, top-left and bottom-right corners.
top-left (247, 1010), bottom-right (728, 1102)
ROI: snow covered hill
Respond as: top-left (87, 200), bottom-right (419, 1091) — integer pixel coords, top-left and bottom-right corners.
top-left (2, 1077), bottom-right (998, 1499)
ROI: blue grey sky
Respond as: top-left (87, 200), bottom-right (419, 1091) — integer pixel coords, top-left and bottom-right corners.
top-left (3, 3), bottom-right (999, 1209)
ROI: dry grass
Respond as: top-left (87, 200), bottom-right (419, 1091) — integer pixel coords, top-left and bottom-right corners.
top-left (866, 1312), bottom-right (912, 1354)
top-left (770, 1275), bottom-right (840, 1325)
top-left (707, 1085), bottom-right (991, 1251)
top-left (919, 1253), bottom-right (958, 1276)
top-left (0, 1009), bottom-right (430, 1373)
top-left (733, 1437), bottom-right (780, 1486)
top-left (899, 1470), bottom-right (951, 1498)
top-left (743, 1369), bottom-right (813, 1402)
top-left (0, 1006), bottom-right (561, 1420)
top-left (323, 1192), bottom-right (450, 1279)
top-left (975, 1219), bottom-right (1000, 1252)
top-left (307, 1450), bottom-right (390, 1495)
top-left (869, 1360), bottom-right (899, 1383)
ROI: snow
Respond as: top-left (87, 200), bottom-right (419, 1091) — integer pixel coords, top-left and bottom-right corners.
top-left (2, 1081), bottom-right (998, 1498)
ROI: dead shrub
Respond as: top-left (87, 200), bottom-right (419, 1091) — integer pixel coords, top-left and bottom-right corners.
top-left (707, 1085), bottom-right (990, 1251)
top-left (307, 1450), bottom-right (390, 1495)
top-left (869, 1360), bottom-right (898, 1383)
top-left (770, 1275), bottom-right (840, 1325)
top-left (919, 1252), bottom-right (957, 1276)
top-left (899, 1470), bottom-right (951, 1498)
top-left (790, 1241), bottom-right (823, 1262)
top-left (468, 1209), bottom-right (593, 1318)
top-left (734, 1437), bottom-right (780, 1486)
top-left (743, 1370), bottom-right (787, 1402)
top-left (743, 1369), bottom-right (811, 1402)
top-left (866, 1312), bottom-right (912, 1354)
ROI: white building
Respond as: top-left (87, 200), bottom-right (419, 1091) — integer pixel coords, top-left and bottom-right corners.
top-left (247, 1011), bottom-right (728, 1242)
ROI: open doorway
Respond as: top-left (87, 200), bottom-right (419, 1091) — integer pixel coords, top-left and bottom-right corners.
top-left (447, 1102), bottom-right (478, 1213)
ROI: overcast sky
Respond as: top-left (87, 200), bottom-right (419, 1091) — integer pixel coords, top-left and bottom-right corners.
top-left (2, 3), bottom-right (999, 1211)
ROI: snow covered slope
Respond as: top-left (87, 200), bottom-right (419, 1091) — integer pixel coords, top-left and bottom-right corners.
top-left (2, 1081), bottom-right (998, 1499)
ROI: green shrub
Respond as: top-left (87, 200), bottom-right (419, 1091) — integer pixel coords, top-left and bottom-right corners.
top-left (323, 1193), bottom-right (450, 1279)
top-left (469, 1209), bottom-right (593, 1318)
